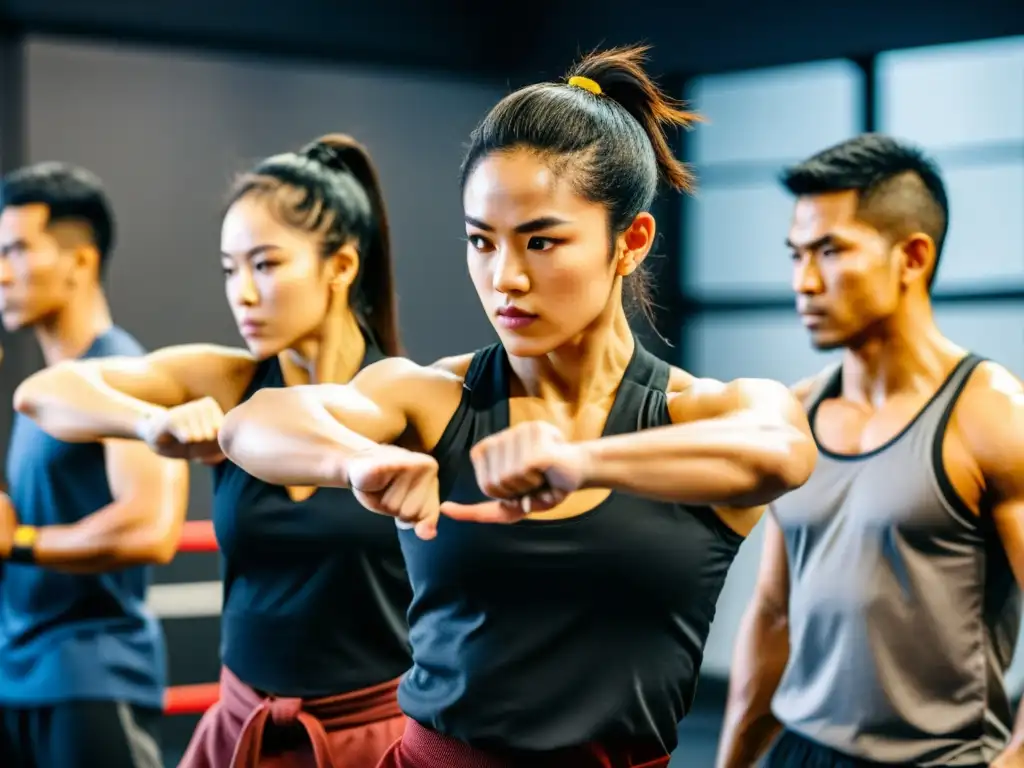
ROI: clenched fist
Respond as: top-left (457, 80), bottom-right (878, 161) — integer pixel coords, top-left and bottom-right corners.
top-left (137, 397), bottom-right (226, 464)
top-left (441, 420), bottom-right (590, 524)
top-left (346, 445), bottom-right (441, 540)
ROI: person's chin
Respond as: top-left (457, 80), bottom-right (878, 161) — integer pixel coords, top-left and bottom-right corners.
top-left (494, 327), bottom-right (555, 358)
top-left (809, 331), bottom-right (846, 351)
top-left (0, 311), bottom-right (27, 333)
top-left (243, 337), bottom-right (282, 361)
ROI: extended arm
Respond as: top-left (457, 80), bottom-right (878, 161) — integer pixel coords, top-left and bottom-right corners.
top-left (218, 357), bottom-right (432, 487)
top-left (13, 344), bottom-right (250, 443)
top-left (579, 378), bottom-right (816, 510)
top-left (14, 440), bottom-right (188, 573)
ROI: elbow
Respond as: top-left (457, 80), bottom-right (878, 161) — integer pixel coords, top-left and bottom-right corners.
top-left (217, 406), bottom-right (243, 460)
top-left (12, 372), bottom-right (44, 417)
top-left (766, 428), bottom-right (817, 494)
top-left (741, 427), bottom-right (817, 505)
top-left (145, 539), bottom-right (178, 566)
top-left (113, 498), bottom-right (186, 567)
top-left (12, 381), bottom-right (32, 417)
top-left (13, 362), bottom-right (78, 417)
top-left (217, 394), bottom-right (265, 460)
top-left (114, 522), bottom-right (180, 567)
top-left (123, 538), bottom-right (176, 566)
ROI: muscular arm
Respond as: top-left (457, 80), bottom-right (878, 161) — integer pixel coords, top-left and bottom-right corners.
top-left (964, 365), bottom-right (1024, 763)
top-left (579, 377), bottom-right (816, 515)
top-left (716, 515), bottom-right (791, 767)
top-left (12, 344), bottom-right (252, 443)
top-left (218, 357), bottom-right (456, 487)
top-left (30, 440), bottom-right (189, 573)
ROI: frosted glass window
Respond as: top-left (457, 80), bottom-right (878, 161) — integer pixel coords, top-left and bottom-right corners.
top-left (687, 60), bottom-right (863, 166)
top-left (934, 160), bottom-right (1024, 291)
top-left (878, 36), bottom-right (1024, 149)
top-left (935, 303), bottom-right (1024, 377)
top-left (684, 309), bottom-right (838, 384)
top-left (685, 304), bottom-right (1024, 384)
top-left (684, 181), bottom-right (795, 298)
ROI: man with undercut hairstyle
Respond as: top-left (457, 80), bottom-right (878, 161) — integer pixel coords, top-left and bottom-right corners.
top-left (717, 134), bottom-right (1024, 768)
top-left (0, 162), bottom-right (187, 767)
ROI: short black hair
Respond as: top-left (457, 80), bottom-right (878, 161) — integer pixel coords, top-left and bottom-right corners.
top-left (461, 44), bottom-right (699, 328)
top-left (0, 162), bottom-right (115, 275)
top-left (781, 134), bottom-right (949, 287)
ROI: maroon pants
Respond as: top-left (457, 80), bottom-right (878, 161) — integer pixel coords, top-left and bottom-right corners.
top-left (178, 667), bottom-right (404, 768)
top-left (375, 718), bottom-right (671, 768)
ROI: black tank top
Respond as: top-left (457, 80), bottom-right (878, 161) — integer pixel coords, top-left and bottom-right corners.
top-left (397, 340), bottom-right (745, 753)
top-left (212, 345), bottom-right (413, 696)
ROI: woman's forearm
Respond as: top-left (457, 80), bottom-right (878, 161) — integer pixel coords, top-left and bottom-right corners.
top-left (14, 362), bottom-right (164, 443)
top-left (219, 386), bottom-right (381, 487)
top-left (579, 414), bottom-right (816, 507)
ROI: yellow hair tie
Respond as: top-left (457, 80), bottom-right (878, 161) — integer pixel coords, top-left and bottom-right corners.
top-left (568, 76), bottom-right (602, 96)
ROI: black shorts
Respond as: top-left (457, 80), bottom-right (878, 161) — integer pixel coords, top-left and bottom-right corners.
top-left (0, 700), bottom-right (163, 768)
top-left (765, 730), bottom-right (987, 768)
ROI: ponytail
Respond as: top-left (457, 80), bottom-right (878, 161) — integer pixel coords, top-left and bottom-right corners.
top-left (306, 134), bottom-right (401, 357)
top-left (567, 45), bottom-right (699, 193)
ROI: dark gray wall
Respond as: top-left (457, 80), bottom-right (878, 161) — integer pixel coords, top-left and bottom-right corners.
top-left (24, 36), bottom-right (502, 363)
top-left (0, 34), bottom-right (37, 481)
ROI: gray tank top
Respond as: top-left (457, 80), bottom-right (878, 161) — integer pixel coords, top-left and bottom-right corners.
top-left (771, 354), bottom-right (1021, 767)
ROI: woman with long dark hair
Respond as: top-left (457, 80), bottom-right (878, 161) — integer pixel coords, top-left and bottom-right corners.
top-left (14, 135), bottom-right (410, 768)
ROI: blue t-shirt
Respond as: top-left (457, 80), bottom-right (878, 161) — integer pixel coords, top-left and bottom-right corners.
top-left (1, 326), bottom-right (165, 708)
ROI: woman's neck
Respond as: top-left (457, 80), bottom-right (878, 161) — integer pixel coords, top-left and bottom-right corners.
top-left (278, 310), bottom-right (367, 387)
top-left (508, 305), bottom-right (635, 413)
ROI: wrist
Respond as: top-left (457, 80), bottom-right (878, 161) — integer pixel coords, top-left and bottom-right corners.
top-left (327, 445), bottom-right (369, 488)
top-left (574, 440), bottom-right (601, 489)
top-left (8, 525), bottom-right (38, 563)
top-left (132, 406), bottom-right (165, 441)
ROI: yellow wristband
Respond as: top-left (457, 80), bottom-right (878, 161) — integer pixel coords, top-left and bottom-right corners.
top-left (13, 525), bottom-right (37, 548)
top-left (10, 525), bottom-right (38, 563)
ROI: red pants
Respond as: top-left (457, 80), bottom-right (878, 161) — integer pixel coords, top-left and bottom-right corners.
top-left (375, 718), bottom-right (670, 768)
top-left (178, 666), bottom-right (405, 768)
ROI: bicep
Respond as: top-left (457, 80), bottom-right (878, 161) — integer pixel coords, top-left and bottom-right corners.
top-left (91, 344), bottom-right (252, 408)
top-left (104, 439), bottom-right (189, 513)
top-left (669, 376), bottom-right (809, 432)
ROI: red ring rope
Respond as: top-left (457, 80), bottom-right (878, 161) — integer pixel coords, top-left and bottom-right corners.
top-left (163, 519), bottom-right (221, 715)
top-left (177, 519), bottom-right (219, 554)
top-left (165, 682), bottom-right (220, 715)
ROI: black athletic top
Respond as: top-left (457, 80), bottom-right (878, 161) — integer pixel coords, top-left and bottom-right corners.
top-left (397, 340), bottom-right (745, 753)
top-left (212, 345), bottom-right (413, 696)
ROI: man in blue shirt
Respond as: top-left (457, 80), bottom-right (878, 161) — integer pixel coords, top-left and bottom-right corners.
top-left (0, 162), bottom-right (188, 767)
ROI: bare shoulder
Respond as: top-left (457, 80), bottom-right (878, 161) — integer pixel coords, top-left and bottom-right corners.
top-left (430, 353), bottom-right (476, 380)
top-left (342, 353), bottom-right (474, 452)
top-left (666, 367), bottom-right (798, 424)
top-left (155, 344), bottom-right (257, 405)
top-left (351, 353), bottom-right (473, 394)
top-left (957, 360), bottom-right (1023, 417)
top-left (351, 352), bottom-right (470, 412)
top-left (790, 375), bottom-right (820, 408)
top-left (954, 361), bottom-right (1024, 463)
